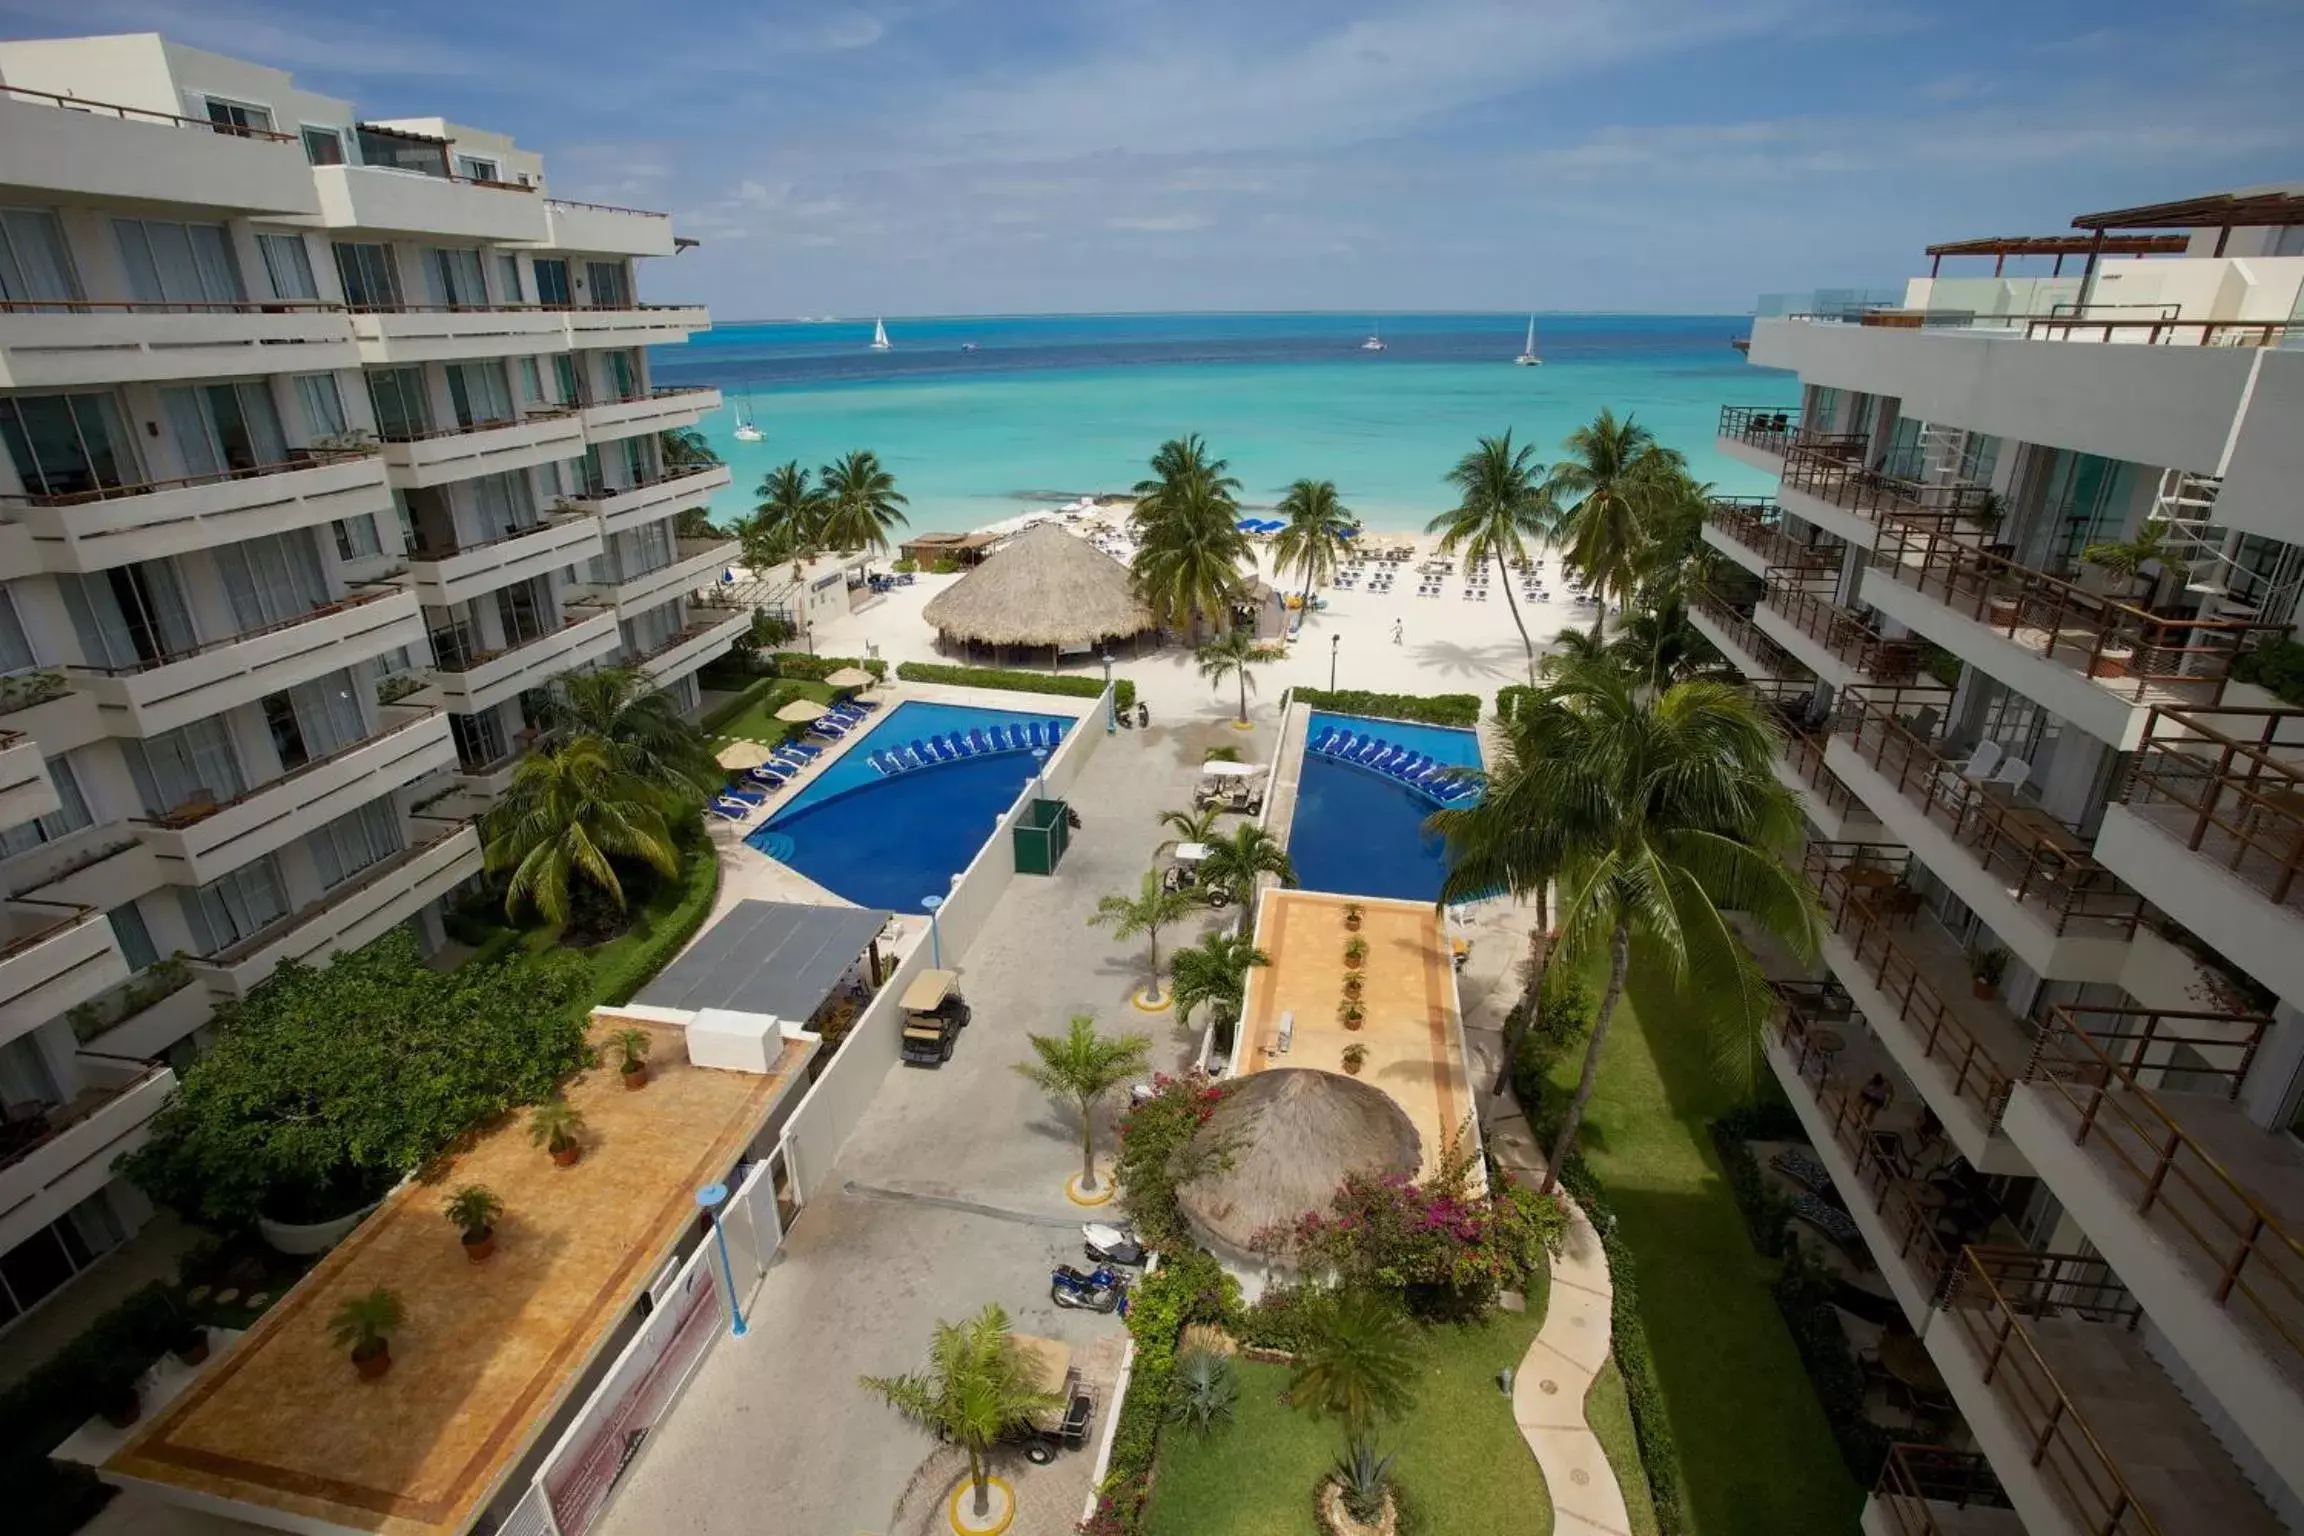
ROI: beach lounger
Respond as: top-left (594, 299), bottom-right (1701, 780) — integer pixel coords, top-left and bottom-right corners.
top-left (950, 733), bottom-right (978, 758)
top-left (848, 695), bottom-right (883, 711)
top-left (982, 725), bottom-right (1007, 751)
top-left (779, 740), bottom-right (823, 758)
top-left (750, 765), bottom-right (792, 787)
top-left (1047, 720), bottom-right (1065, 744)
top-left (712, 795), bottom-right (753, 818)
top-left (969, 728), bottom-right (992, 754)
top-left (907, 739), bottom-right (934, 763)
top-left (867, 754), bottom-right (898, 776)
top-left (707, 800), bottom-right (746, 822)
top-left (1311, 727), bottom-right (1339, 753)
top-left (1021, 721), bottom-right (1043, 748)
top-left (724, 784), bottom-right (768, 804)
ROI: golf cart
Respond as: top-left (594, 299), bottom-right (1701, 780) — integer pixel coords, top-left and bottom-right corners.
top-left (898, 968), bottom-right (972, 1066)
top-left (1010, 1335), bottom-right (1098, 1464)
top-left (1193, 759), bottom-right (1265, 815)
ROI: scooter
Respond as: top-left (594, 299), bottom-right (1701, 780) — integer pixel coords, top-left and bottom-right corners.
top-left (1082, 1222), bottom-right (1146, 1267)
top-left (1050, 1264), bottom-right (1127, 1313)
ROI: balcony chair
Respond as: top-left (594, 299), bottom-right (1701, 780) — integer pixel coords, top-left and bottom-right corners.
top-left (1983, 757), bottom-right (2030, 797)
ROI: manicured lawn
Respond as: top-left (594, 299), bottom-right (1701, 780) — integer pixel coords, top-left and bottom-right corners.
top-left (1146, 1290), bottom-right (1553, 1536)
top-left (1547, 959), bottom-right (1860, 1536)
top-left (708, 678), bottom-right (836, 747)
top-left (1585, 1361), bottom-right (1661, 1536)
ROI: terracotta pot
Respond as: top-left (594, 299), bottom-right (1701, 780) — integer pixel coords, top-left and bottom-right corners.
top-left (621, 1062), bottom-right (648, 1091)
top-left (353, 1341), bottom-right (392, 1382)
top-left (1342, 980), bottom-right (1363, 1001)
top-left (1344, 915), bottom-right (1362, 933)
top-left (174, 1336), bottom-right (210, 1368)
top-left (1971, 978), bottom-right (1995, 1000)
top-left (100, 1389), bottom-right (141, 1429)
top-left (462, 1228), bottom-right (496, 1263)
top-left (1342, 1013), bottom-right (1364, 1031)
top-left (551, 1142), bottom-right (581, 1168)
top-left (1344, 954), bottom-right (1364, 971)
top-left (2088, 653), bottom-right (2132, 680)
top-left (1343, 1057), bottom-right (1364, 1076)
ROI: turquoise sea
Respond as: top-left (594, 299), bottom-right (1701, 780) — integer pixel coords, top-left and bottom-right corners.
top-left (648, 312), bottom-right (1795, 533)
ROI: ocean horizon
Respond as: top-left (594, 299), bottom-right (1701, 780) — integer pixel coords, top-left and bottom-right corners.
top-left (648, 311), bottom-right (1798, 534)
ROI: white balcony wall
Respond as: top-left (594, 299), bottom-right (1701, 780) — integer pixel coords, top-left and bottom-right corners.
top-left (19, 454), bottom-right (394, 572)
top-left (0, 308), bottom-right (357, 390)
top-left (0, 732), bottom-right (61, 827)
top-left (313, 164), bottom-right (549, 242)
top-left (411, 516), bottom-right (603, 610)
top-left (430, 609), bottom-right (619, 716)
top-left (542, 201), bottom-right (676, 257)
top-left (0, 92), bottom-right (317, 213)
top-left (0, 902), bottom-right (131, 1046)
top-left (382, 415), bottom-right (586, 490)
top-left (572, 466), bottom-right (731, 537)
top-left (0, 1059), bottom-right (173, 1260)
top-left (350, 308), bottom-right (570, 366)
top-left (565, 306), bottom-right (711, 351)
top-left (2213, 351), bottom-right (2304, 546)
top-left (579, 388), bottom-right (721, 443)
top-left (634, 606), bottom-right (747, 686)
top-left (2094, 803), bottom-right (2304, 1010)
top-left (598, 539), bottom-right (738, 616)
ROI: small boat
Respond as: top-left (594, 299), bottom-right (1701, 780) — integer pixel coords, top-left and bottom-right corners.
top-left (1360, 322), bottom-right (1387, 353)
top-left (1514, 314), bottom-right (1542, 367)
top-left (732, 391), bottom-right (764, 442)
top-left (960, 342), bottom-right (979, 353)
top-left (869, 317), bottom-right (892, 351)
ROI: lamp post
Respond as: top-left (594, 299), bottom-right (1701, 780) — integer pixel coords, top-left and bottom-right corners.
top-left (922, 894), bottom-right (945, 968)
top-left (695, 1182), bottom-right (747, 1337)
top-left (1329, 634), bottom-right (1340, 691)
top-left (1100, 648), bottom-right (1116, 734)
top-left (1032, 747), bottom-right (1048, 801)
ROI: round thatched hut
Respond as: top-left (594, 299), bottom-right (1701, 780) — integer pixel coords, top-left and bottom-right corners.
top-left (921, 523), bottom-right (1157, 665)
top-left (1177, 1068), bottom-right (1423, 1271)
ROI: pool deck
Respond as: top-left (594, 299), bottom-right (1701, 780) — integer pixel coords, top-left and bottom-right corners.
top-left (105, 1021), bottom-right (811, 1536)
top-left (1237, 889), bottom-right (1482, 1183)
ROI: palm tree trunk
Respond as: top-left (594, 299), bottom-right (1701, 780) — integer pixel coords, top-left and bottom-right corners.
top-left (1236, 668), bottom-right (1248, 724)
top-left (1489, 920), bottom-right (1555, 1096)
top-left (1541, 920), bottom-right (1631, 1195)
top-left (1146, 925), bottom-right (1163, 1004)
top-left (1080, 1110), bottom-right (1099, 1192)
top-left (1495, 551), bottom-right (1536, 683)
top-left (969, 1446), bottom-right (989, 1516)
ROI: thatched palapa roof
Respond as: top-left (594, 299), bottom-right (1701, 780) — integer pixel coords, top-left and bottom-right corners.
top-left (1177, 1068), bottom-right (1423, 1269)
top-left (922, 523), bottom-right (1154, 647)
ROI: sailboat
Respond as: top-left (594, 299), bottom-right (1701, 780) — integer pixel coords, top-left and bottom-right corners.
top-left (1360, 322), bottom-right (1387, 352)
top-left (868, 317), bottom-right (892, 351)
top-left (732, 391), bottom-right (764, 442)
top-left (1514, 314), bottom-right (1542, 367)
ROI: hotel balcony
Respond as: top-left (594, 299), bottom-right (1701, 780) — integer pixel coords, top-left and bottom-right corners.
top-left (1689, 587), bottom-right (1804, 682)
top-left (4, 826), bottom-right (161, 915)
top-left (1756, 575), bottom-right (1926, 693)
top-left (0, 671), bottom-right (104, 757)
top-left (629, 602), bottom-right (750, 686)
top-left (0, 728), bottom-right (61, 828)
top-left (447, 747), bottom-right (527, 812)
top-left (0, 1055), bottom-right (174, 1259)
top-left (427, 607), bottom-right (621, 716)
top-left (578, 386), bottom-right (722, 444)
top-left (1715, 404), bottom-right (1804, 475)
top-left (1769, 437), bottom-right (1898, 549)
top-left (541, 198), bottom-right (677, 258)
top-left (0, 300), bottom-right (356, 390)
top-left (1699, 496), bottom-right (1840, 580)
top-left (69, 584), bottom-right (424, 738)
top-left (188, 819), bottom-right (483, 998)
top-left (72, 966), bottom-right (213, 1064)
top-left (1931, 1247), bottom-right (2284, 1536)
top-left (349, 304), bottom-right (571, 366)
top-left (0, 84), bottom-right (318, 215)
top-left (2, 448), bottom-right (392, 571)
top-left (1749, 679), bottom-right (1883, 841)
top-left (1803, 844), bottom-right (2032, 1172)
top-left (129, 705), bottom-right (456, 888)
top-left (1863, 1446), bottom-right (2023, 1536)
top-left (587, 538), bottom-right (739, 616)
top-left (408, 513), bottom-right (604, 610)
top-left (0, 898), bottom-right (132, 1047)
top-left (1861, 520), bottom-right (2282, 752)
top-left (379, 410), bottom-right (588, 491)
top-left (313, 162), bottom-right (549, 243)
top-left (564, 303), bottom-right (712, 351)
top-left (2001, 1000), bottom-right (2304, 1502)
top-left (562, 463), bottom-right (733, 537)
top-left (1824, 689), bottom-right (2141, 982)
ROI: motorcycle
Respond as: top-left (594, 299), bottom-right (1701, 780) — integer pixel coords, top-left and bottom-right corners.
top-left (1050, 1264), bottom-right (1128, 1313)
top-left (1082, 1222), bottom-right (1146, 1267)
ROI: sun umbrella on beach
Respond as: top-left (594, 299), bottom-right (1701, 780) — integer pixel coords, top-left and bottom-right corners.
top-left (717, 740), bottom-right (776, 770)
top-left (822, 666), bottom-right (875, 690)
top-left (775, 699), bottom-right (831, 725)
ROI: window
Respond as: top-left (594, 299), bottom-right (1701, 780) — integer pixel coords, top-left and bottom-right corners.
top-left (551, 353), bottom-right (582, 407)
top-left (160, 382), bottom-right (287, 476)
top-left (0, 588), bottom-right (36, 674)
top-left (364, 367), bottom-right (431, 439)
top-left (109, 903), bottom-right (159, 972)
top-left (455, 155), bottom-right (501, 182)
top-left (518, 357), bottom-right (546, 404)
top-left (300, 126), bottom-right (345, 166)
top-left (0, 209), bottom-right (81, 307)
top-left (294, 374), bottom-right (349, 442)
top-left (450, 708), bottom-right (508, 770)
top-left (428, 608), bottom-right (479, 670)
top-left (424, 247), bottom-right (488, 308)
top-left (124, 717), bottom-right (246, 816)
top-left (496, 580), bottom-right (550, 647)
top-left (585, 261), bottom-right (632, 309)
top-left (497, 254), bottom-right (524, 304)
top-left (261, 670), bottom-right (366, 770)
top-left (216, 529), bottom-right (329, 632)
top-left (332, 242), bottom-right (402, 309)
top-left (356, 127), bottom-right (449, 177)
top-left (332, 514), bottom-right (381, 561)
top-left (619, 435), bottom-right (652, 484)
top-left (308, 799), bottom-right (403, 889)
top-left (203, 98), bottom-right (275, 136)
top-left (606, 349), bottom-right (641, 400)
top-left (113, 218), bottom-right (244, 306)
top-left (0, 754), bottom-right (92, 858)
top-left (256, 232), bottom-right (318, 301)
top-left (469, 470), bottom-right (538, 542)
top-left (445, 361), bottom-right (514, 428)
top-left (58, 563), bottom-right (197, 669)
top-left (0, 393), bottom-right (137, 499)
top-left (532, 257), bottom-right (571, 308)
top-left (0, 1199), bottom-right (122, 1324)
top-left (180, 855), bottom-right (289, 955)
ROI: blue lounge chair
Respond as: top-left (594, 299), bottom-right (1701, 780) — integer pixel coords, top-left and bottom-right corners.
top-left (907, 739), bottom-right (933, 763)
top-left (1352, 739), bottom-right (1384, 765)
top-left (712, 795), bottom-right (753, 817)
top-left (725, 784), bottom-right (768, 804)
top-left (950, 733), bottom-right (977, 758)
top-left (847, 695), bottom-right (883, 711)
top-left (707, 800), bottom-right (746, 822)
top-left (970, 728), bottom-right (992, 754)
top-left (1031, 721), bottom-right (1053, 749)
top-left (750, 765), bottom-right (791, 788)
top-left (779, 740), bottom-right (823, 759)
top-left (930, 737), bottom-right (957, 762)
top-left (1312, 726), bottom-right (1340, 753)
top-left (1047, 720), bottom-right (1065, 744)
top-left (990, 725), bottom-right (1015, 751)
top-left (867, 752), bottom-right (898, 776)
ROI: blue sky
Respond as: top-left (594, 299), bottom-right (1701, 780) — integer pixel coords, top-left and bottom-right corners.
top-left (3, 0), bottom-right (2299, 319)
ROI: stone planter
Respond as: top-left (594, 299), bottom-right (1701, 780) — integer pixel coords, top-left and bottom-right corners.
top-left (1317, 1480), bottom-right (1397, 1536)
top-left (259, 1201), bottom-right (381, 1257)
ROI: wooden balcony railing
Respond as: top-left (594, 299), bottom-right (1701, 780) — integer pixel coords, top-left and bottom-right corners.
top-left (190, 822), bottom-right (469, 969)
top-left (1780, 439), bottom-right (2002, 527)
top-left (2022, 316), bottom-right (2296, 348)
top-left (2020, 1003), bottom-right (2303, 1370)
top-left (1690, 588), bottom-right (1803, 677)
top-left (1749, 679), bottom-right (1870, 824)
top-left (1703, 496), bottom-right (1836, 572)
top-left (0, 1057), bottom-right (169, 1178)
top-left (1803, 842), bottom-right (2022, 1130)
top-left (0, 445), bottom-right (379, 509)
top-left (1761, 573), bottom-right (1924, 682)
top-left (0, 82), bottom-right (299, 139)
top-left (0, 297), bottom-right (343, 317)
top-left (128, 707), bottom-right (440, 830)
top-left (66, 584), bottom-right (407, 678)
top-left (2119, 705), bottom-right (2304, 910)
top-left (1942, 1248), bottom-right (2155, 1536)
top-left (1837, 689), bottom-right (2145, 936)
top-left (1874, 1445), bottom-right (2015, 1536)
top-left (1865, 520), bottom-right (2283, 706)
top-left (1717, 404), bottom-right (1803, 455)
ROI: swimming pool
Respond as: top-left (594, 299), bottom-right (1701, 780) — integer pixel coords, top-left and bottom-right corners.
top-left (1285, 711), bottom-right (1483, 902)
top-left (745, 700), bottom-right (1071, 910)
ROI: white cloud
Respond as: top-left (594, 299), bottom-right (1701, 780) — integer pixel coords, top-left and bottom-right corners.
top-left (1107, 212), bottom-right (1213, 232)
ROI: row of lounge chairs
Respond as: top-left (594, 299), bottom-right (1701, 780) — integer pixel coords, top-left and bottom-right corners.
top-left (867, 719), bottom-right (1066, 776)
top-left (1308, 726), bottom-right (1479, 805)
top-left (706, 696), bottom-right (889, 821)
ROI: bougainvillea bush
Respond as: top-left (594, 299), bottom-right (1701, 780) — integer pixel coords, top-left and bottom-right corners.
top-left (1113, 1070), bottom-right (1231, 1251)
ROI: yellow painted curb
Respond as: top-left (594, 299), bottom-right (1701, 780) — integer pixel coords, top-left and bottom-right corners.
top-left (1066, 1174), bottom-right (1117, 1206)
top-left (947, 1475), bottom-right (1016, 1536)
top-left (1130, 987), bottom-right (1170, 1012)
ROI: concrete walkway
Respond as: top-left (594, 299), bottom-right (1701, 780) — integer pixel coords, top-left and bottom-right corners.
top-left (1488, 1093), bottom-right (1636, 1536)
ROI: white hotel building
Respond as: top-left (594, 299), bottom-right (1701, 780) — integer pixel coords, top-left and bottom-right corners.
top-left (0, 34), bottom-right (737, 1329)
top-left (1697, 188), bottom-right (2304, 1535)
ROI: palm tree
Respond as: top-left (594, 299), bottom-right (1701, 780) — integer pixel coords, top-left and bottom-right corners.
top-left (1195, 629), bottom-right (1263, 726)
top-left (1166, 931), bottom-right (1268, 1047)
top-left (1606, 593), bottom-right (1732, 691)
top-left (1155, 804), bottom-right (1223, 856)
top-left (1547, 409), bottom-right (1687, 639)
top-left (860, 1303), bottom-right (1062, 1522)
top-left (746, 460), bottom-right (823, 568)
top-left (816, 448), bottom-right (910, 555)
top-left (1288, 1289), bottom-right (1419, 1437)
top-left (1088, 869), bottom-right (1203, 1006)
top-left (1428, 432), bottom-right (1556, 682)
top-left (1272, 479), bottom-right (1354, 620)
top-left (1131, 433), bottom-right (1242, 520)
top-left (1195, 822), bottom-right (1295, 928)
top-left (483, 737), bottom-right (681, 927)
top-left (674, 506), bottom-right (721, 539)
top-left (1131, 436), bottom-right (1249, 641)
top-left (1432, 662), bottom-right (1818, 1191)
top-left (659, 426), bottom-right (719, 469)
top-left (1012, 1013), bottom-right (1152, 1194)
top-left (532, 666), bottom-right (721, 806)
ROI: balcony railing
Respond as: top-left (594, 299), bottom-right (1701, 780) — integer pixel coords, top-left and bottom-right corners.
top-left (560, 462), bottom-right (728, 506)
top-left (1837, 689), bottom-right (2146, 936)
top-left (1781, 441), bottom-right (2002, 527)
top-left (2119, 705), bottom-right (2304, 910)
top-left (194, 823), bottom-right (468, 969)
top-left (1762, 573), bottom-right (1924, 682)
top-left (0, 83), bottom-right (297, 140)
top-left (544, 197), bottom-right (668, 219)
top-left (2023, 315), bottom-right (2296, 348)
top-left (2020, 1002), bottom-right (2302, 1371)
top-left (347, 300), bottom-right (698, 317)
top-left (430, 609), bottom-right (607, 675)
top-left (1874, 1445), bottom-right (2015, 1536)
top-left (128, 707), bottom-right (440, 831)
top-left (408, 512), bottom-right (592, 565)
top-left (65, 584), bottom-right (407, 679)
top-left (0, 297), bottom-right (344, 319)
top-left (1691, 587), bottom-right (1804, 677)
top-left (1750, 679), bottom-right (1871, 824)
top-left (1864, 520), bottom-right (2283, 706)
top-left (1703, 496), bottom-right (1836, 572)
top-left (1941, 1248), bottom-right (2156, 1536)
top-left (0, 1054), bottom-right (168, 1178)
top-left (1805, 842), bottom-right (2021, 1130)
top-left (376, 406), bottom-right (576, 445)
top-left (1717, 404), bottom-right (1803, 455)
top-left (0, 444), bottom-right (379, 509)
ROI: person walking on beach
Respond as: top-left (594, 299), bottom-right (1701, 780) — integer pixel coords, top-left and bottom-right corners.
top-left (1391, 618), bottom-right (1404, 645)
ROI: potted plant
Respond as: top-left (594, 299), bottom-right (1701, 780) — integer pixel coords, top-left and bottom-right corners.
top-left (170, 1297), bottom-right (210, 1367)
top-left (1967, 945), bottom-right (2009, 1001)
top-left (1341, 970), bottom-right (1363, 1002)
top-left (609, 1026), bottom-right (652, 1090)
top-left (97, 1361), bottom-right (143, 1428)
top-left (328, 1286), bottom-right (404, 1382)
top-left (1341, 1043), bottom-right (1368, 1077)
top-left (2081, 518), bottom-right (2171, 605)
top-left (445, 1184), bottom-right (503, 1263)
top-left (1338, 999), bottom-right (1365, 1030)
top-left (1343, 936), bottom-right (1368, 971)
top-left (1342, 902), bottom-right (1364, 933)
top-left (530, 1098), bottom-right (585, 1168)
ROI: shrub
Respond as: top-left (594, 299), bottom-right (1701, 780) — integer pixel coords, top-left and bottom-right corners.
top-left (891, 556), bottom-right (917, 574)
top-left (1711, 1100), bottom-right (1804, 1260)
top-left (930, 557), bottom-right (959, 575)
top-left (764, 650), bottom-right (888, 683)
top-left (1167, 1348), bottom-right (1238, 1436)
top-left (1237, 1282), bottom-right (1320, 1352)
top-left (1509, 969), bottom-right (1597, 1130)
top-left (894, 660), bottom-right (1137, 715)
top-left (589, 849), bottom-right (721, 1006)
top-left (1774, 1239), bottom-right (1892, 1485)
top-left (1282, 686), bottom-right (1481, 728)
top-left (0, 1282), bottom-right (184, 1536)
top-left (1113, 1072), bottom-right (1229, 1250)
top-left (2232, 636), bottom-right (2304, 706)
top-left (699, 672), bottom-right (786, 733)
top-left (1494, 683), bottom-right (1539, 722)
top-left (1097, 1248), bottom-right (1239, 1530)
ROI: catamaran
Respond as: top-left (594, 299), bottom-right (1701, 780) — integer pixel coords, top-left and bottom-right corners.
top-left (869, 317), bottom-right (892, 351)
top-left (1360, 322), bottom-right (1387, 352)
top-left (732, 391), bottom-right (764, 442)
top-left (1514, 315), bottom-right (1542, 367)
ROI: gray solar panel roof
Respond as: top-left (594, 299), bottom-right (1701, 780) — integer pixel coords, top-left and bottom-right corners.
top-left (634, 899), bottom-right (895, 1020)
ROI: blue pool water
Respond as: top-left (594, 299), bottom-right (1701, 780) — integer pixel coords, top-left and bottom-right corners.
top-left (1285, 712), bottom-right (1484, 903)
top-left (747, 700), bottom-right (1069, 910)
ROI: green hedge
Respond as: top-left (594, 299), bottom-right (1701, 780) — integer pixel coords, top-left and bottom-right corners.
top-left (1283, 686), bottom-right (1481, 728)
top-left (699, 672), bottom-right (785, 734)
top-left (0, 1284), bottom-right (185, 1536)
top-left (1774, 1241), bottom-right (1892, 1486)
top-left (2233, 638), bottom-right (2304, 707)
top-left (592, 850), bottom-right (723, 1007)
top-left (894, 661), bottom-right (1137, 715)
top-left (1494, 683), bottom-right (1539, 723)
top-left (1710, 1101), bottom-right (1804, 1261)
top-left (765, 651), bottom-right (888, 683)
top-left (1085, 1248), bottom-right (1238, 1535)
